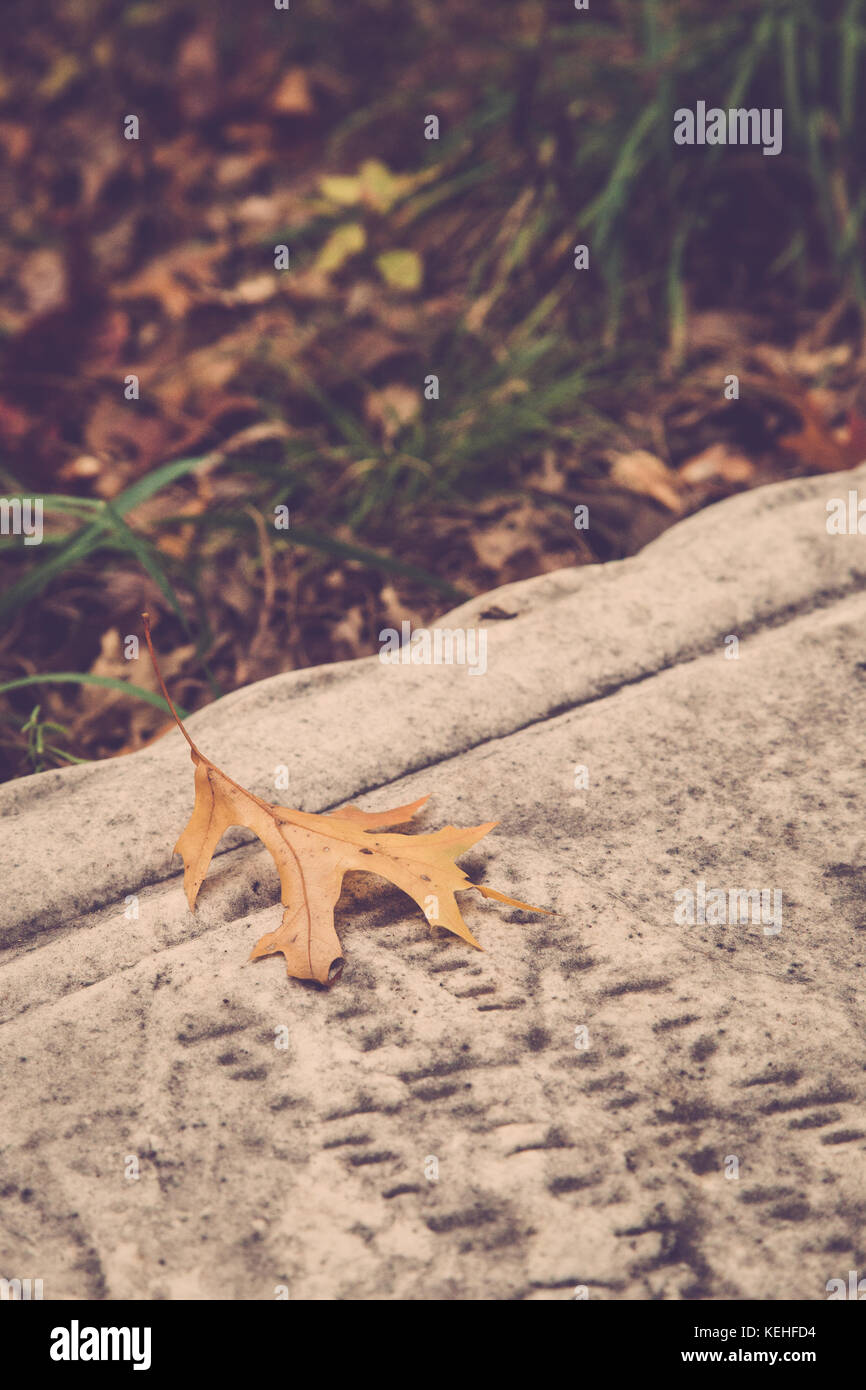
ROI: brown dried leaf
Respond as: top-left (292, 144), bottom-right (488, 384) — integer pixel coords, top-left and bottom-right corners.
top-left (777, 390), bottom-right (866, 473)
top-left (608, 450), bottom-right (684, 514)
top-left (143, 617), bottom-right (545, 985)
top-left (364, 385), bottom-right (421, 441)
top-left (271, 68), bottom-right (314, 115)
top-left (678, 444), bottom-right (754, 486)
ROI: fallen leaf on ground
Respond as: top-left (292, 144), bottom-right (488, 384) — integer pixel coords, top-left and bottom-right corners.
top-left (143, 614), bottom-right (545, 985)
top-left (776, 388), bottom-right (866, 473)
top-left (608, 449), bottom-right (684, 513)
top-left (110, 243), bottom-right (224, 320)
top-left (678, 443), bottom-right (754, 485)
top-left (314, 222), bottom-right (366, 275)
top-left (364, 384), bottom-right (421, 440)
top-left (376, 249), bottom-right (423, 292)
top-left (319, 173), bottom-right (364, 206)
top-left (270, 67), bottom-right (313, 115)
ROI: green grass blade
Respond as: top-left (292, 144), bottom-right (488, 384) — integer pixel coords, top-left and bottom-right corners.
top-left (0, 673), bottom-right (189, 718)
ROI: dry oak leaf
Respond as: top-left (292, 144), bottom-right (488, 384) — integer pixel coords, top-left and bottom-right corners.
top-left (143, 616), bottom-right (545, 985)
top-left (778, 392), bottom-right (866, 474)
top-left (608, 449), bottom-right (684, 514)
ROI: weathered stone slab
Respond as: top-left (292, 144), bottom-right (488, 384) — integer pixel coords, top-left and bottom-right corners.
top-left (1, 465), bottom-right (864, 1299)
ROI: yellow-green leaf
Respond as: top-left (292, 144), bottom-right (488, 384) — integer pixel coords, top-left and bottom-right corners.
top-left (314, 222), bottom-right (366, 275)
top-left (319, 174), bottom-right (363, 206)
top-left (376, 249), bottom-right (423, 292)
top-left (359, 159), bottom-right (403, 212)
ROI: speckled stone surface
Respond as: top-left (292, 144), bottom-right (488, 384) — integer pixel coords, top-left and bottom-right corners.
top-left (1, 464), bottom-right (864, 1300)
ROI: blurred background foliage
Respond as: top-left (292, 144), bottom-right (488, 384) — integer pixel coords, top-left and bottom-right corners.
top-left (1, 0), bottom-right (865, 777)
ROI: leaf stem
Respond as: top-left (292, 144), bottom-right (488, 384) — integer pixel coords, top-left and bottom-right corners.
top-left (141, 612), bottom-right (200, 755)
